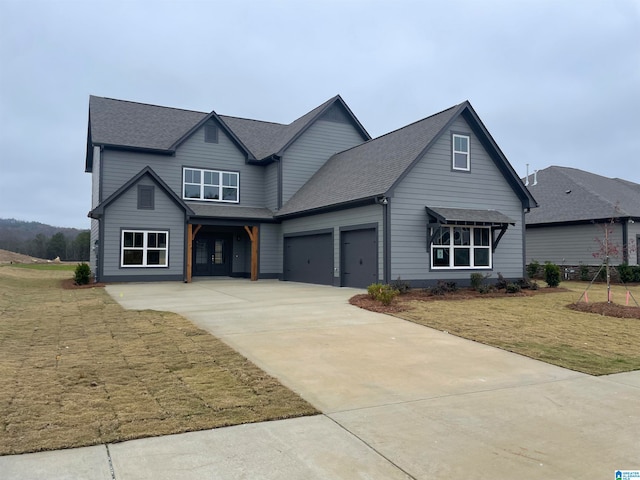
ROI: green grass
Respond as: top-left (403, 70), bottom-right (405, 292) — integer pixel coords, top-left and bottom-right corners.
top-left (395, 281), bottom-right (640, 376)
top-left (4, 263), bottom-right (77, 271)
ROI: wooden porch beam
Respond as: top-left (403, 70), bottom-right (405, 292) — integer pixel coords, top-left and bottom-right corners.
top-left (244, 225), bottom-right (259, 281)
top-left (186, 224), bottom-right (202, 283)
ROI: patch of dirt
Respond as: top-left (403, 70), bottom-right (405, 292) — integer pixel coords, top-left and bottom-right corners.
top-left (0, 248), bottom-right (48, 264)
top-left (567, 301), bottom-right (640, 319)
top-left (350, 287), bottom-right (568, 314)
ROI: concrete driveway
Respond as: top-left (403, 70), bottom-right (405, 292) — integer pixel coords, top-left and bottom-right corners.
top-left (3, 279), bottom-right (639, 479)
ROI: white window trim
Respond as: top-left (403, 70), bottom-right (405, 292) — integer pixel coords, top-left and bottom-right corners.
top-left (182, 168), bottom-right (239, 203)
top-left (452, 134), bottom-right (470, 171)
top-left (121, 230), bottom-right (169, 268)
top-left (431, 225), bottom-right (492, 269)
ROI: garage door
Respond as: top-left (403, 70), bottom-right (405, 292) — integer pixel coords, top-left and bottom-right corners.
top-left (341, 228), bottom-right (377, 288)
top-left (283, 233), bottom-right (334, 285)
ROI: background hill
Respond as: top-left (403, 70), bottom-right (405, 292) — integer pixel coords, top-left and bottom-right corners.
top-left (0, 218), bottom-right (89, 261)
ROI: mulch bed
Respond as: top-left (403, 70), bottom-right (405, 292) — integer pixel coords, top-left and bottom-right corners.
top-left (567, 301), bottom-right (640, 319)
top-left (60, 278), bottom-right (106, 289)
top-left (349, 287), bottom-right (568, 314)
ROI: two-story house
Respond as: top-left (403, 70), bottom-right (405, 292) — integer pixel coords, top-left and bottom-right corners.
top-left (86, 95), bottom-right (536, 288)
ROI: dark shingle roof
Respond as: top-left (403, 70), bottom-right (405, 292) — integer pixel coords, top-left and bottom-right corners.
top-left (426, 206), bottom-right (515, 225)
top-left (276, 104), bottom-right (464, 216)
top-left (525, 166), bottom-right (640, 224)
top-left (186, 203), bottom-right (274, 220)
top-left (89, 96), bottom-right (207, 150)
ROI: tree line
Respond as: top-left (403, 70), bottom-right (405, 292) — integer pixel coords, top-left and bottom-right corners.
top-left (0, 218), bottom-right (90, 261)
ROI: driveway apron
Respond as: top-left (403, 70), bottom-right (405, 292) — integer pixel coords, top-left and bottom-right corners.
top-left (76, 279), bottom-right (640, 478)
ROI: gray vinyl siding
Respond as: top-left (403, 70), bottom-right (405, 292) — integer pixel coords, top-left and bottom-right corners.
top-left (100, 178), bottom-right (185, 280)
top-left (259, 223), bottom-right (282, 275)
top-left (281, 204), bottom-right (384, 283)
top-left (92, 146), bottom-right (101, 207)
top-left (265, 162), bottom-right (279, 211)
top-left (390, 116), bottom-right (525, 283)
top-left (629, 221), bottom-right (640, 266)
top-left (281, 119), bottom-right (365, 205)
top-left (526, 223), bottom-right (625, 266)
top-left (90, 218), bottom-right (99, 278)
top-left (101, 125), bottom-right (265, 207)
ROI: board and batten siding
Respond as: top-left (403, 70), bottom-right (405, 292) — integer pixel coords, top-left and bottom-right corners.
top-left (281, 119), bottom-right (365, 205)
top-left (281, 204), bottom-right (384, 284)
top-left (390, 116), bottom-right (525, 284)
top-left (100, 124), bottom-right (265, 208)
top-left (526, 223), bottom-right (625, 266)
top-left (100, 178), bottom-right (186, 281)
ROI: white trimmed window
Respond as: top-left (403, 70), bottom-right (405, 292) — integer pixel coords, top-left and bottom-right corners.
top-left (431, 225), bottom-right (491, 269)
top-left (121, 230), bottom-right (168, 267)
top-left (183, 168), bottom-right (239, 202)
top-left (452, 134), bottom-right (470, 171)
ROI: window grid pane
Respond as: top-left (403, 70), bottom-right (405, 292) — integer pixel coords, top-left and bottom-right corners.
top-left (122, 230), bottom-right (168, 268)
top-left (182, 168), bottom-right (238, 202)
top-left (431, 225), bottom-right (491, 269)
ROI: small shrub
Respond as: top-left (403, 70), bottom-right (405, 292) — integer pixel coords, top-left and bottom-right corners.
top-left (530, 280), bottom-right (539, 290)
top-left (74, 262), bottom-right (91, 285)
top-left (579, 264), bottom-right (590, 281)
top-left (617, 264), bottom-right (635, 284)
top-left (544, 262), bottom-right (561, 287)
top-left (366, 283), bottom-right (399, 305)
top-left (430, 280), bottom-right (458, 296)
top-left (470, 273), bottom-right (485, 291)
top-left (478, 284), bottom-right (494, 294)
top-left (367, 283), bottom-right (384, 298)
top-left (390, 277), bottom-right (411, 294)
top-left (495, 272), bottom-right (508, 290)
top-left (505, 282), bottom-right (521, 294)
top-left (526, 260), bottom-right (541, 279)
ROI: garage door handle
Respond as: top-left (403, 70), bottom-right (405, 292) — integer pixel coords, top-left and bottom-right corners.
top-left (307, 259), bottom-right (310, 264)
top-left (359, 259), bottom-right (363, 265)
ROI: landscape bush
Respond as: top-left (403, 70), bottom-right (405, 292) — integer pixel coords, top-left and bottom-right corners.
top-left (544, 262), bottom-right (561, 287)
top-left (430, 280), bottom-right (458, 296)
top-left (367, 283), bottom-right (399, 305)
top-left (74, 262), bottom-right (91, 285)
top-left (390, 276), bottom-right (411, 294)
top-left (470, 273), bottom-right (486, 291)
top-left (579, 264), bottom-right (590, 281)
top-left (526, 260), bottom-right (541, 279)
top-left (617, 264), bottom-right (640, 284)
top-left (505, 282), bottom-right (521, 293)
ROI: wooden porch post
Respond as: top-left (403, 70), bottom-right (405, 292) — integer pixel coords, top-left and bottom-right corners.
top-left (244, 225), bottom-right (259, 281)
top-left (186, 224), bottom-right (202, 283)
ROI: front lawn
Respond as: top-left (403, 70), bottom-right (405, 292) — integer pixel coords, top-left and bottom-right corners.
top-left (362, 281), bottom-right (640, 376)
top-left (0, 266), bottom-right (317, 455)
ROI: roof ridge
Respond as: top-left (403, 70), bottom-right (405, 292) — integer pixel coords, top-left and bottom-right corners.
top-left (91, 95), bottom-right (209, 115)
top-left (219, 114), bottom-right (285, 126)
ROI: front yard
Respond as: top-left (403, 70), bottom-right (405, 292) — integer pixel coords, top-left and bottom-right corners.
top-left (360, 281), bottom-right (640, 376)
top-left (0, 266), bottom-right (317, 455)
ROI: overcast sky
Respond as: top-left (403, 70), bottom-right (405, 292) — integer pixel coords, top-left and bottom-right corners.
top-left (1, 0), bottom-right (638, 229)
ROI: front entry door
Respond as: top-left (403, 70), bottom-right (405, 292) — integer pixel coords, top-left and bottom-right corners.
top-left (193, 235), bottom-right (232, 276)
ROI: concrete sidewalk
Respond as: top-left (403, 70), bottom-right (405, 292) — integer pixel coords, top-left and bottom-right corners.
top-left (2, 279), bottom-right (639, 479)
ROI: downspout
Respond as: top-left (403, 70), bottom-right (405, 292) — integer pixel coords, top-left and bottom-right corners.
top-left (622, 218), bottom-right (629, 264)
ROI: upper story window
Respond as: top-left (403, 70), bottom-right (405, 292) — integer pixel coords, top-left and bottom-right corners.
top-left (183, 168), bottom-right (239, 203)
top-left (452, 134), bottom-right (470, 171)
top-left (431, 225), bottom-right (491, 269)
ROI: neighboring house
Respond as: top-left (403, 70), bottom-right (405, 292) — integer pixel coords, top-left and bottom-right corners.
top-left (525, 166), bottom-right (640, 268)
top-left (86, 95), bottom-right (536, 288)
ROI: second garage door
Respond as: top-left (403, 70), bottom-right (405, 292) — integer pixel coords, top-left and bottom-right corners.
top-left (283, 233), bottom-right (334, 285)
top-left (341, 228), bottom-right (377, 288)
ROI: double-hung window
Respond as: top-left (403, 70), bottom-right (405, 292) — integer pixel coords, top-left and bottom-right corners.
top-left (452, 134), bottom-right (470, 171)
top-left (183, 168), bottom-right (239, 202)
top-left (431, 225), bottom-right (491, 269)
top-left (121, 230), bottom-right (168, 267)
